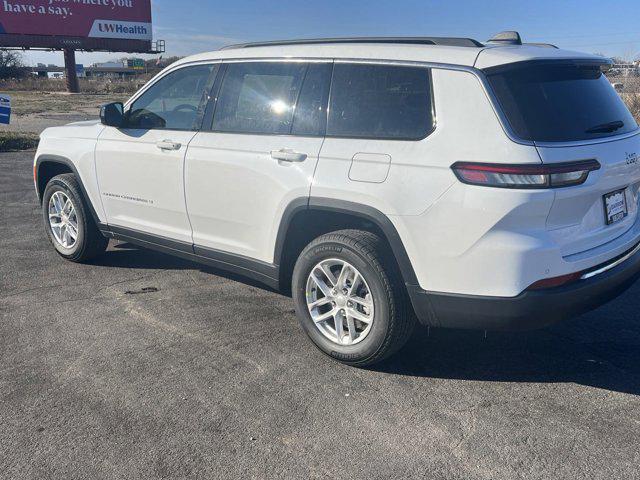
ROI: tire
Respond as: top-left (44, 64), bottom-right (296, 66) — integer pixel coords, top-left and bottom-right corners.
top-left (292, 229), bottom-right (415, 367)
top-left (42, 173), bottom-right (108, 262)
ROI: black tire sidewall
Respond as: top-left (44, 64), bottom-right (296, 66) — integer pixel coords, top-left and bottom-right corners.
top-left (42, 177), bottom-right (87, 259)
top-left (293, 239), bottom-right (392, 364)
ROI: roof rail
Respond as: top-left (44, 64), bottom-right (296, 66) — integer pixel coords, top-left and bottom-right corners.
top-left (220, 36), bottom-right (485, 50)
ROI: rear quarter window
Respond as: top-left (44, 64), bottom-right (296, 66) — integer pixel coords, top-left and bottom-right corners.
top-left (487, 62), bottom-right (638, 143)
top-left (327, 64), bottom-right (434, 140)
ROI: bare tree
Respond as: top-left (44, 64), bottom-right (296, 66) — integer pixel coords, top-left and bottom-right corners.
top-left (0, 50), bottom-right (28, 79)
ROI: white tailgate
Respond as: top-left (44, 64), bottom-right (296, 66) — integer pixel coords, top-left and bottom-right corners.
top-left (538, 133), bottom-right (640, 259)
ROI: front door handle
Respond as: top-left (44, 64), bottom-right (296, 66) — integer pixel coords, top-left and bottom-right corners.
top-left (156, 140), bottom-right (182, 151)
top-left (271, 149), bottom-right (307, 163)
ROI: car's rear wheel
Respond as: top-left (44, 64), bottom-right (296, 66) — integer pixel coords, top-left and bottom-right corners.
top-left (292, 229), bottom-right (415, 366)
top-left (42, 173), bottom-right (108, 262)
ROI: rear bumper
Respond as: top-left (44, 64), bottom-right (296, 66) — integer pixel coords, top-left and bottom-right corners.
top-left (407, 242), bottom-right (640, 331)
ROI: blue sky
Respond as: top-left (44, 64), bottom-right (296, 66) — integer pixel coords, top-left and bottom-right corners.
top-left (23, 0), bottom-right (640, 66)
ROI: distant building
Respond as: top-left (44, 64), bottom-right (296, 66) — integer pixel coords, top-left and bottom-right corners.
top-left (30, 59), bottom-right (149, 80)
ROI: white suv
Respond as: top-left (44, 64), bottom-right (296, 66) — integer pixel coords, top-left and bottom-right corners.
top-left (34, 32), bottom-right (640, 366)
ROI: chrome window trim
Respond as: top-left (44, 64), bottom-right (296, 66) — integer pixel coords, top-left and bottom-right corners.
top-left (122, 56), bottom-right (562, 147)
top-left (123, 55), bottom-right (640, 148)
top-left (202, 58), bottom-right (438, 141)
top-left (212, 57), bottom-right (528, 144)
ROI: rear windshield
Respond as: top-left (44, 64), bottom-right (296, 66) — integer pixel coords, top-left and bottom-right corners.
top-left (487, 62), bottom-right (638, 143)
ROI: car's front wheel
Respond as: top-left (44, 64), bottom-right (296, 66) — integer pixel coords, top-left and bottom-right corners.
top-left (42, 173), bottom-right (108, 262)
top-left (292, 229), bottom-right (415, 366)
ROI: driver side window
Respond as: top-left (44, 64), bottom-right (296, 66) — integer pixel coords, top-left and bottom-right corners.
top-left (127, 64), bottom-right (218, 131)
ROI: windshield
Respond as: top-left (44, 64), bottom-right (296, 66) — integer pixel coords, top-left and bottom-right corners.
top-left (486, 62), bottom-right (638, 143)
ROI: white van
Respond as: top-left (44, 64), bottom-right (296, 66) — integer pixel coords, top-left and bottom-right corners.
top-left (34, 32), bottom-right (640, 366)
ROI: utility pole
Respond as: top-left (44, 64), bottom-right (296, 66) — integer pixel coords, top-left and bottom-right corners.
top-left (63, 47), bottom-right (79, 93)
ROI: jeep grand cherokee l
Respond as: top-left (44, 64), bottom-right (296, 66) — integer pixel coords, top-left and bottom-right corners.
top-left (34, 32), bottom-right (640, 366)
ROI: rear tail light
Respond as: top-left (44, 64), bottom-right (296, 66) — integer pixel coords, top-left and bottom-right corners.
top-left (451, 160), bottom-right (600, 189)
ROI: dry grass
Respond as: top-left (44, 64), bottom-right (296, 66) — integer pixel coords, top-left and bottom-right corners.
top-left (0, 76), bottom-right (147, 94)
top-left (0, 132), bottom-right (39, 151)
top-left (623, 93), bottom-right (640, 123)
top-left (610, 77), bottom-right (640, 123)
top-left (8, 91), bottom-right (128, 116)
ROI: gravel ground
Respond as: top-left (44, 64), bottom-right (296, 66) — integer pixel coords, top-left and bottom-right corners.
top-left (1, 150), bottom-right (640, 480)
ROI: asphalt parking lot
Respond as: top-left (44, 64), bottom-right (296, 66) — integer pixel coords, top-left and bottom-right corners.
top-left (2, 150), bottom-right (640, 480)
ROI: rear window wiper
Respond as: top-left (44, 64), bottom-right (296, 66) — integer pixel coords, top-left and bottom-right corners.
top-left (585, 120), bottom-right (624, 134)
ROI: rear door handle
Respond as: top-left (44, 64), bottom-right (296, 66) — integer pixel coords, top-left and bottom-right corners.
top-left (156, 140), bottom-right (182, 151)
top-left (271, 149), bottom-right (307, 162)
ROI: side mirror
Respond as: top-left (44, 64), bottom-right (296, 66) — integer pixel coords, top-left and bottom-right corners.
top-left (100, 102), bottom-right (124, 128)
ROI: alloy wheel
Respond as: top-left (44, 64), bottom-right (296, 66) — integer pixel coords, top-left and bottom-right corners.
top-left (305, 258), bottom-right (375, 345)
top-left (48, 191), bottom-right (79, 249)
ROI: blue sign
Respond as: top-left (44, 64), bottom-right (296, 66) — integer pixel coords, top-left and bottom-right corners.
top-left (0, 95), bottom-right (10, 125)
top-left (76, 64), bottom-right (85, 76)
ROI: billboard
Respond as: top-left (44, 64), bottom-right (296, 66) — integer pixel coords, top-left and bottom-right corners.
top-left (0, 0), bottom-right (154, 52)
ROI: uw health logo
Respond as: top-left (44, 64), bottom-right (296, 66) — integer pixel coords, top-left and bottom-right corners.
top-left (89, 20), bottom-right (152, 40)
top-left (98, 22), bottom-right (148, 35)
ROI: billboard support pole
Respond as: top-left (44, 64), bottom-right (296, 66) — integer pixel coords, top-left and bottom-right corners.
top-left (63, 48), bottom-right (80, 94)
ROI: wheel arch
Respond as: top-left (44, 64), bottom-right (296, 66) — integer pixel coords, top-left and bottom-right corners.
top-left (275, 197), bottom-right (419, 294)
top-left (35, 154), bottom-right (105, 229)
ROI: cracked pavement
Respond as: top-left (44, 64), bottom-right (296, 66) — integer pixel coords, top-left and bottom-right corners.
top-left (2, 151), bottom-right (640, 479)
